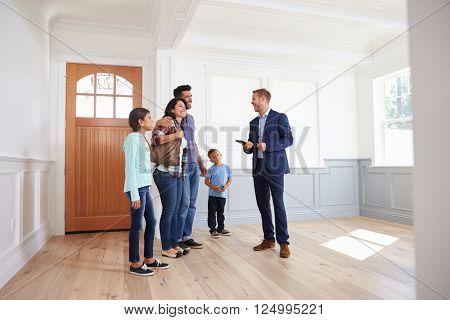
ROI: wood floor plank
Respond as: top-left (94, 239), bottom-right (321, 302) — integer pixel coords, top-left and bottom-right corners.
top-left (0, 217), bottom-right (416, 299)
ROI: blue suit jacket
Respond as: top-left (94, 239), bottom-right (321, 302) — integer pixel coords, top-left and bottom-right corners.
top-left (244, 109), bottom-right (293, 176)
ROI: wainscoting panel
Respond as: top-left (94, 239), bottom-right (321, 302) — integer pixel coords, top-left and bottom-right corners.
top-left (391, 173), bottom-right (413, 212)
top-left (23, 171), bottom-right (38, 241)
top-left (40, 171), bottom-right (51, 227)
top-left (319, 166), bottom-right (355, 206)
top-left (285, 173), bottom-right (314, 208)
top-left (0, 172), bottom-right (20, 261)
top-left (359, 159), bottom-right (413, 225)
top-left (193, 159), bottom-right (361, 228)
top-left (363, 172), bottom-right (387, 208)
top-left (0, 157), bottom-right (54, 289)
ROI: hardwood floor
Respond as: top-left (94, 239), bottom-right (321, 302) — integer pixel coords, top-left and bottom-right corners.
top-left (0, 216), bottom-right (416, 299)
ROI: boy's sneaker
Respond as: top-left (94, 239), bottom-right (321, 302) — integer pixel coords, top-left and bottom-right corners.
top-left (183, 239), bottom-right (203, 249)
top-left (129, 264), bottom-right (154, 276)
top-left (145, 258), bottom-right (170, 270)
top-left (218, 229), bottom-right (231, 236)
top-left (210, 231), bottom-right (221, 239)
top-left (177, 242), bottom-right (191, 253)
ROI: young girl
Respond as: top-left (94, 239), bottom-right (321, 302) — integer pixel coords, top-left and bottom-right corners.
top-left (123, 107), bottom-right (169, 276)
top-left (151, 98), bottom-right (189, 258)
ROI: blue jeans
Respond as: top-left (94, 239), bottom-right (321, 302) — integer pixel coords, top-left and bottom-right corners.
top-left (153, 169), bottom-right (183, 250)
top-left (126, 186), bottom-right (157, 263)
top-left (177, 162), bottom-right (200, 242)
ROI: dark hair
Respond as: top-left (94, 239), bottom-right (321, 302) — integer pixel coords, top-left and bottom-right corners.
top-left (128, 107), bottom-right (150, 132)
top-left (208, 149), bottom-right (220, 158)
top-left (173, 85), bottom-right (192, 98)
top-left (253, 88), bottom-right (271, 102)
top-left (165, 98), bottom-right (187, 119)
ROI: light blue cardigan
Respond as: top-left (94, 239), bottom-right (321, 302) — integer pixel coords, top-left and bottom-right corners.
top-left (122, 132), bottom-right (152, 202)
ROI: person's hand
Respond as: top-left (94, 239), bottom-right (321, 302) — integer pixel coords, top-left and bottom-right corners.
top-left (131, 200), bottom-right (141, 209)
top-left (200, 165), bottom-right (207, 177)
top-left (212, 186), bottom-right (222, 192)
top-left (244, 141), bottom-right (253, 151)
top-left (257, 142), bottom-right (266, 152)
top-left (221, 185), bottom-right (228, 192)
top-left (156, 116), bottom-right (172, 128)
top-left (175, 130), bottom-right (184, 139)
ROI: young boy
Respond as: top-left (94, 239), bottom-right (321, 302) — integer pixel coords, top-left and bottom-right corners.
top-left (205, 149), bottom-right (232, 238)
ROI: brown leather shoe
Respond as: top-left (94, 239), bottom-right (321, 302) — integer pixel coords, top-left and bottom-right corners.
top-left (253, 239), bottom-right (275, 251)
top-left (280, 244), bottom-right (290, 258)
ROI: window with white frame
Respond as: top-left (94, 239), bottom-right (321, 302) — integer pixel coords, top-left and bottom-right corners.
top-left (373, 68), bottom-right (414, 166)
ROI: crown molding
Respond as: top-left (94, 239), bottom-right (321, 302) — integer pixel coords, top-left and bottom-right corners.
top-left (201, 0), bottom-right (406, 31)
top-left (154, 0), bottom-right (201, 49)
top-left (51, 18), bottom-right (154, 38)
top-left (180, 32), bottom-right (368, 66)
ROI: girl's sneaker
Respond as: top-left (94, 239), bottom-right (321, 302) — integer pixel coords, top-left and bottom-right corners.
top-left (129, 264), bottom-right (154, 276)
top-left (145, 258), bottom-right (170, 270)
top-left (162, 249), bottom-right (183, 258)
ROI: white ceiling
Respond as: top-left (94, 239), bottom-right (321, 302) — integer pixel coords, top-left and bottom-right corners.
top-left (48, 0), bottom-right (200, 47)
top-left (180, 0), bottom-right (408, 62)
top-left (47, 0), bottom-right (408, 61)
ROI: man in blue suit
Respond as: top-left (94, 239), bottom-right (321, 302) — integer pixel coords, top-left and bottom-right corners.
top-left (243, 88), bottom-right (293, 258)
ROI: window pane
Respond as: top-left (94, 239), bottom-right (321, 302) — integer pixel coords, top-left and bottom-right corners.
top-left (77, 75), bottom-right (94, 94)
top-left (96, 96), bottom-right (114, 118)
top-left (400, 74), bottom-right (411, 95)
top-left (116, 76), bottom-right (133, 95)
top-left (384, 97), bottom-right (399, 120)
top-left (76, 95), bottom-right (94, 117)
top-left (96, 73), bottom-right (114, 94)
top-left (384, 126), bottom-right (414, 165)
top-left (383, 72), bottom-right (412, 122)
top-left (384, 78), bottom-right (397, 98)
top-left (115, 97), bottom-right (133, 119)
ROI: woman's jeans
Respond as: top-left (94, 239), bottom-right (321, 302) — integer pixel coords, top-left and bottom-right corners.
top-left (126, 186), bottom-right (157, 263)
top-left (153, 169), bottom-right (183, 250)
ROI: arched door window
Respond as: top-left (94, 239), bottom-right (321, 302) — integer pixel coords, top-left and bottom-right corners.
top-left (75, 73), bottom-right (133, 119)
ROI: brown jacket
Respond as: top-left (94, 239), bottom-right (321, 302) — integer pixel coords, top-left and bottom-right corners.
top-left (151, 118), bottom-right (183, 167)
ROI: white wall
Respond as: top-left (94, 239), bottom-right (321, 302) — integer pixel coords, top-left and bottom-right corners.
top-left (355, 36), bottom-right (410, 162)
top-left (409, 0), bottom-right (450, 299)
top-left (0, 0), bottom-right (53, 289)
top-left (156, 50), bottom-right (359, 168)
top-left (0, 0), bottom-right (51, 160)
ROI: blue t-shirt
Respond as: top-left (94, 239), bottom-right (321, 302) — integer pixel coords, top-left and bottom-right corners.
top-left (206, 164), bottom-right (232, 198)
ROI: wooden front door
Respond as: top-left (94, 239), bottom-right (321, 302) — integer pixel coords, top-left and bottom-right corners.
top-left (65, 63), bottom-right (142, 232)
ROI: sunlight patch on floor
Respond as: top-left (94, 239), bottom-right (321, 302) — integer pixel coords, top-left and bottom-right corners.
top-left (321, 229), bottom-right (399, 261)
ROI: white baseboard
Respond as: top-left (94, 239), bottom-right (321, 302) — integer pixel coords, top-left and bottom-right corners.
top-left (193, 208), bottom-right (360, 227)
top-left (360, 208), bottom-right (413, 225)
top-left (0, 222), bottom-right (52, 289)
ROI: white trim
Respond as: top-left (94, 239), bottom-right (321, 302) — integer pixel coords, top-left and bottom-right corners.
top-left (0, 222), bottom-right (51, 290)
top-left (0, 156), bottom-right (55, 164)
